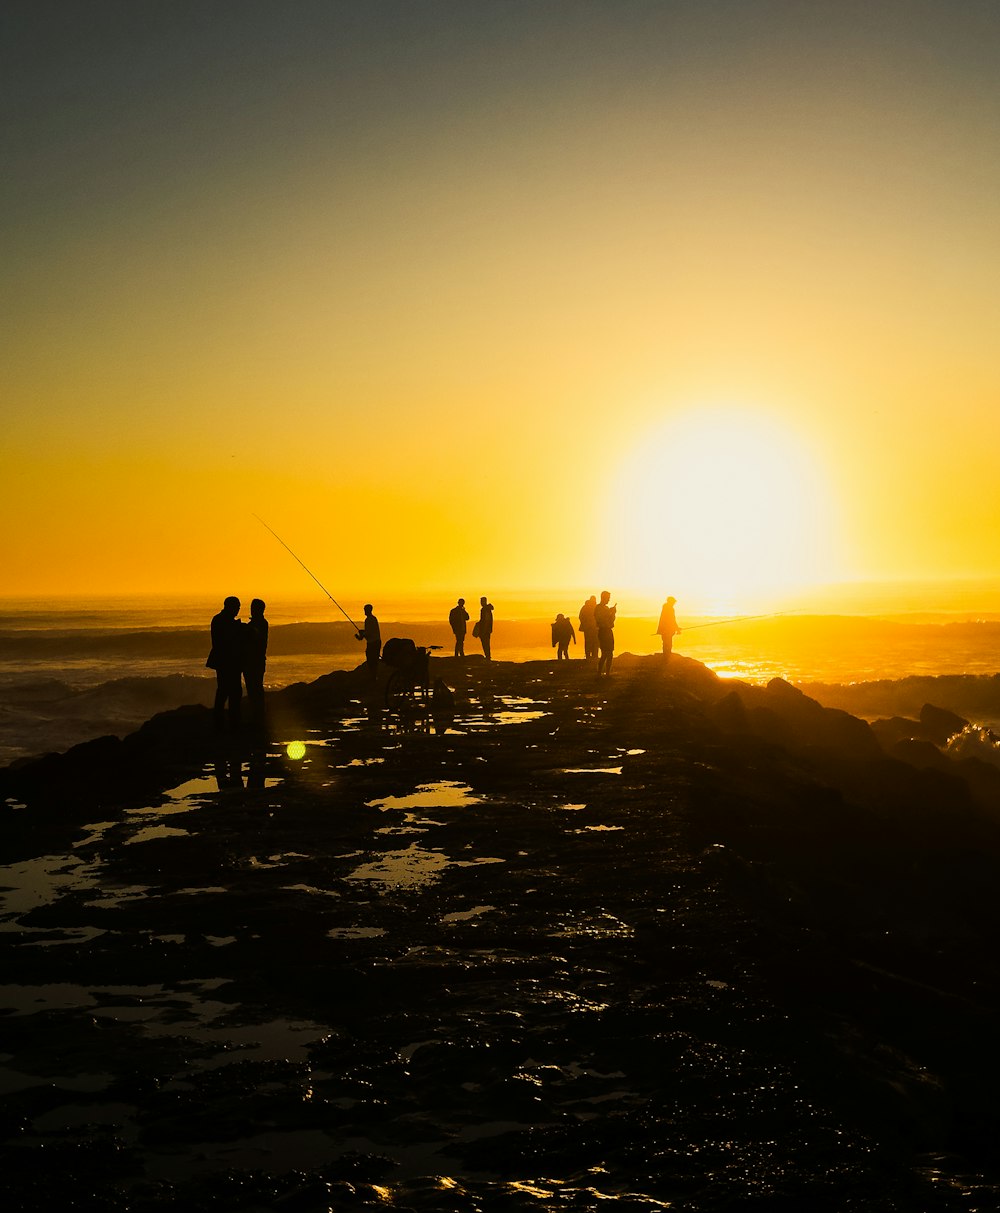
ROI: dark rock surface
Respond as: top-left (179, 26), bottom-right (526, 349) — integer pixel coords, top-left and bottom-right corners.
top-left (3, 654), bottom-right (1000, 1210)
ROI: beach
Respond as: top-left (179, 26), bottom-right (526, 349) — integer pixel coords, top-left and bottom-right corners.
top-left (4, 652), bottom-right (1000, 1209)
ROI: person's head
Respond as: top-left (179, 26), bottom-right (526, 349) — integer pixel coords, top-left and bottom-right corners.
top-left (458, 597), bottom-right (465, 606)
top-left (364, 603), bottom-right (373, 616)
top-left (588, 595), bottom-right (597, 605)
top-left (480, 596), bottom-right (487, 606)
top-left (667, 596), bottom-right (676, 606)
top-left (223, 596), bottom-right (240, 615)
top-left (250, 598), bottom-right (266, 617)
top-left (557, 613), bottom-right (565, 621)
top-left (600, 590), bottom-right (610, 604)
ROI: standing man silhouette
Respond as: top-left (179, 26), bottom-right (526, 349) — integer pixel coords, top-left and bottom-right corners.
top-left (477, 596), bottom-right (494, 660)
top-left (594, 590), bottom-right (617, 676)
top-left (243, 598), bottom-right (269, 722)
top-left (657, 596), bottom-right (680, 661)
top-left (356, 603), bottom-right (381, 679)
top-left (449, 597), bottom-right (470, 657)
top-left (579, 595), bottom-right (598, 661)
top-left (207, 596), bottom-right (244, 730)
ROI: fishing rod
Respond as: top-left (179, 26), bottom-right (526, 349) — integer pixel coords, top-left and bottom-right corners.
top-left (680, 610), bottom-right (799, 632)
top-left (252, 514), bottom-right (361, 631)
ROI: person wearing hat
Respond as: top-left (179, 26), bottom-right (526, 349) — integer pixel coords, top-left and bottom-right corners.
top-left (657, 596), bottom-right (680, 661)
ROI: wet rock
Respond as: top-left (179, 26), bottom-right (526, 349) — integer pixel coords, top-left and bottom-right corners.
top-left (919, 702), bottom-right (970, 746)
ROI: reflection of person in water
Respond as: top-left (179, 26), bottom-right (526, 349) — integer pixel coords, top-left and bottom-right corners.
top-left (477, 597), bottom-right (494, 660)
top-left (356, 604), bottom-right (381, 678)
top-left (594, 590), bottom-right (616, 676)
top-left (449, 597), bottom-right (469, 657)
top-left (579, 596), bottom-right (598, 661)
top-left (656, 596), bottom-right (680, 661)
top-left (207, 596), bottom-right (243, 730)
top-left (243, 598), bottom-right (269, 720)
top-left (551, 613), bottom-right (576, 660)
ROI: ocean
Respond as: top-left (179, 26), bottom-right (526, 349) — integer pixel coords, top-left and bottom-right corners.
top-left (3, 593), bottom-right (1000, 766)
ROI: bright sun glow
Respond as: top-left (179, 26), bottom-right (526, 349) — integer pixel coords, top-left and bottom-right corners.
top-left (602, 408), bottom-right (835, 613)
top-left (286, 740), bottom-right (306, 761)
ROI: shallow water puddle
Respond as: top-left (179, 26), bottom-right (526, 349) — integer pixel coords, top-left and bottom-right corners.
top-left (461, 694), bottom-right (549, 728)
top-left (347, 845), bottom-right (503, 890)
top-left (441, 904), bottom-right (494, 923)
top-left (0, 853), bottom-right (101, 923)
top-left (124, 824), bottom-right (191, 846)
top-left (367, 781), bottom-right (482, 811)
top-left (560, 766), bottom-right (623, 776)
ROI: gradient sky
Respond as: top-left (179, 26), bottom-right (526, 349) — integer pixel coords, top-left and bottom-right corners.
top-left (4, 0), bottom-right (999, 609)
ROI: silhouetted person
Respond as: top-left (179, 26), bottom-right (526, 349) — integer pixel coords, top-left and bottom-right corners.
top-left (243, 597), bottom-right (269, 722)
top-left (449, 597), bottom-right (469, 657)
top-left (477, 596), bottom-right (494, 659)
top-left (207, 596), bottom-right (243, 730)
top-left (595, 590), bottom-right (616, 676)
top-left (356, 603), bottom-right (381, 678)
top-left (579, 595), bottom-right (598, 661)
top-left (657, 596), bottom-right (680, 661)
top-left (552, 613), bottom-right (576, 660)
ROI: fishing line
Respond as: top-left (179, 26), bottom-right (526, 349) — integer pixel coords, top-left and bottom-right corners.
top-left (252, 514), bottom-right (361, 631)
top-left (680, 611), bottom-right (800, 632)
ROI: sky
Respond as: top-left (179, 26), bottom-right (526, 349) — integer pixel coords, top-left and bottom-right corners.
top-left (3, 0), bottom-right (1000, 613)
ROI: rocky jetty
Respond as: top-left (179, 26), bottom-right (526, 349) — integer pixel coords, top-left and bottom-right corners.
top-left (2, 654), bottom-right (1000, 1210)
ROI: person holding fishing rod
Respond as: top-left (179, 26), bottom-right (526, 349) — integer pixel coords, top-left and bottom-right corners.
top-left (356, 604), bottom-right (382, 679)
top-left (656, 596), bottom-right (680, 662)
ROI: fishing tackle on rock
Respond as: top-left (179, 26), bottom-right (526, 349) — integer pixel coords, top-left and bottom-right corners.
top-left (253, 514), bottom-right (361, 631)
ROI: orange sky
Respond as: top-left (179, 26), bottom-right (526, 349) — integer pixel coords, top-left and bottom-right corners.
top-left (4, 1), bottom-right (1000, 611)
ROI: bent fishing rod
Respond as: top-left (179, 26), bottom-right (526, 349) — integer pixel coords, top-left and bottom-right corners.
top-left (252, 514), bottom-right (362, 631)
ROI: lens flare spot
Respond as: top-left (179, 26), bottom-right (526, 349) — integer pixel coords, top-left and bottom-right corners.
top-left (286, 740), bottom-right (306, 761)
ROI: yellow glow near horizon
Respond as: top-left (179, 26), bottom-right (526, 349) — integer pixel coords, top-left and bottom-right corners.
top-left (286, 741), bottom-right (306, 761)
top-left (601, 409), bottom-right (836, 613)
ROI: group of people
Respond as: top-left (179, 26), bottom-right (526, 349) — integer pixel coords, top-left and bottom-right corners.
top-left (448, 596), bottom-right (495, 659)
top-left (575, 591), bottom-right (619, 675)
top-left (571, 593), bottom-right (679, 674)
top-left (208, 589), bottom-right (680, 729)
top-left (206, 596), bottom-right (269, 729)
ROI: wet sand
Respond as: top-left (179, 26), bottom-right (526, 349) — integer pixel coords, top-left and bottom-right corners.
top-left (3, 654), bottom-right (1000, 1210)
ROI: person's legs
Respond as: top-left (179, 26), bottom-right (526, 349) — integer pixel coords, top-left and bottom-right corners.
top-left (214, 673), bottom-right (228, 728)
top-left (224, 668), bottom-right (242, 727)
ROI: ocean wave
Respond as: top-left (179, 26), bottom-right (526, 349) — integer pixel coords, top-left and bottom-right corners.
top-left (947, 724), bottom-right (1000, 769)
top-left (0, 673), bottom-right (217, 768)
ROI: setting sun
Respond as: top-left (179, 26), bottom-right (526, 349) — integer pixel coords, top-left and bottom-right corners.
top-left (602, 409), bottom-right (836, 612)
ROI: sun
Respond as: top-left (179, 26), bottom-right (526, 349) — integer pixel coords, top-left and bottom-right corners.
top-left (600, 407), bottom-right (836, 613)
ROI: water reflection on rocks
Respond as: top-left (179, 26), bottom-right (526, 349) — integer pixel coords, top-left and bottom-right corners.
top-left (2, 655), bottom-right (1000, 1209)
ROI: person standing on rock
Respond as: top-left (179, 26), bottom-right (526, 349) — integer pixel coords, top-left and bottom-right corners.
top-left (552, 613), bottom-right (576, 660)
top-left (656, 596), bottom-right (680, 662)
top-left (476, 596), bottom-right (494, 660)
top-left (207, 596), bottom-right (244, 731)
top-left (243, 598), bottom-right (269, 722)
top-left (594, 590), bottom-right (616, 676)
top-left (449, 597), bottom-right (469, 658)
top-left (579, 595), bottom-right (598, 661)
top-left (356, 603), bottom-right (381, 679)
